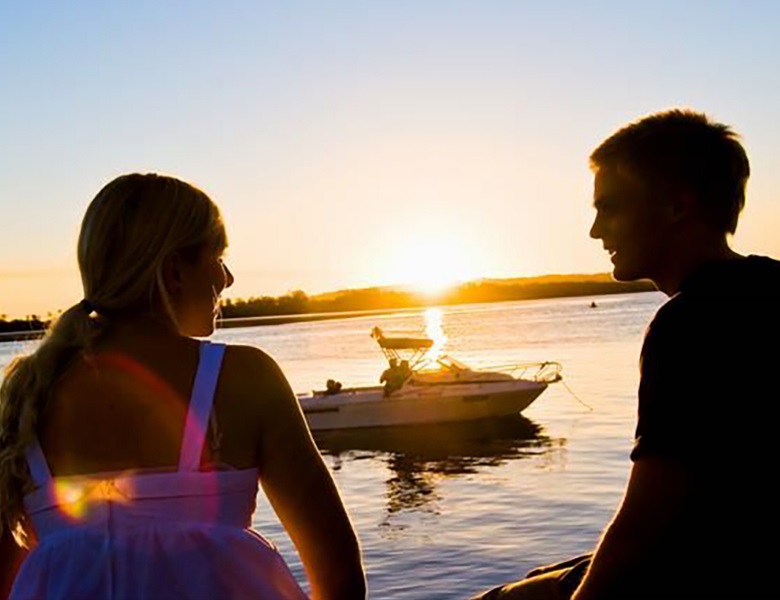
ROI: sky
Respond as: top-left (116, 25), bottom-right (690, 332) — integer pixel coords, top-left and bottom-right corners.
top-left (2, 1), bottom-right (780, 318)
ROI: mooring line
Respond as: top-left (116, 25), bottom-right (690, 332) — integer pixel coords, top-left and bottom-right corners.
top-left (561, 378), bottom-right (594, 412)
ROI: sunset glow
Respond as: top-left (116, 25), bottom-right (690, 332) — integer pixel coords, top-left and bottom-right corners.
top-left (2, 4), bottom-right (780, 319)
top-left (381, 232), bottom-right (481, 297)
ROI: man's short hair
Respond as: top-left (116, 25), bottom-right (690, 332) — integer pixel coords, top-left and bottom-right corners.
top-left (590, 109), bottom-right (750, 234)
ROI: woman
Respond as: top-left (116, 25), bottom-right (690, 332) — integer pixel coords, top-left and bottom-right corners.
top-left (0, 174), bottom-right (366, 600)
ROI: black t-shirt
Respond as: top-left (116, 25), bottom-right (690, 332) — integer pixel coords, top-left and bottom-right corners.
top-left (624, 255), bottom-right (780, 598)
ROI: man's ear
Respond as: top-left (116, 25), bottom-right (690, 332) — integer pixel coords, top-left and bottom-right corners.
top-left (161, 252), bottom-right (184, 296)
top-left (667, 187), bottom-right (698, 225)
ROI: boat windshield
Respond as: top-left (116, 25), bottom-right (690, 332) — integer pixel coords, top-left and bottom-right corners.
top-left (413, 355), bottom-right (471, 374)
top-left (434, 355), bottom-right (468, 371)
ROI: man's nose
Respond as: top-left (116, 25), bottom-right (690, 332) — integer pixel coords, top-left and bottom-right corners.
top-left (225, 264), bottom-right (235, 288)
top-left (589, 214), bottom-right (602, 240)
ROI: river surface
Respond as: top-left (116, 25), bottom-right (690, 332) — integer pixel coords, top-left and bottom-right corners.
top-left (0, 292), bottom-right (667, 599)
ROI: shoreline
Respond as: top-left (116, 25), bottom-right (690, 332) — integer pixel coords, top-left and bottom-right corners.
top-left (0, 306), bottom-right (427, 343)
top-left (0, 289), bottom-right (654, 344)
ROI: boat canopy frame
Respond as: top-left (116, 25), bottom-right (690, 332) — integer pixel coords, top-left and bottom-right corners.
top-left (370, 326), bottom-right (563, 383)
top-left (371, 326), bottom-right (433, 368)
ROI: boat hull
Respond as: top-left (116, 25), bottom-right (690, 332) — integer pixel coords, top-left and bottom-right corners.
top-left (300, 380), bottom-right (547, 431)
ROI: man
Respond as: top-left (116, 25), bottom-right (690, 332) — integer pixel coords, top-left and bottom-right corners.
top-left (471, 109), bottom-right (780, 599)
top-left (380, 358), bottom-right (405, 395)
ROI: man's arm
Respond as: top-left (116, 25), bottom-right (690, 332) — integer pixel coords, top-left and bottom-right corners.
top-left (571, 456), bottom-right (689, 600)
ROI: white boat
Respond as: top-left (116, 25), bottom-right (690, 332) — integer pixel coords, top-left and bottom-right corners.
top-left (298, 327), bottom-right (562, 431)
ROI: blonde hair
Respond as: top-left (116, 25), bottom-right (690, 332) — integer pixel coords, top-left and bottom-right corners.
top-left (0, 173), bottom-right (227, 543)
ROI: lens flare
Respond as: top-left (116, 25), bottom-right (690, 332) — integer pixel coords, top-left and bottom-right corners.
top-left (53, 477), bottom-right (132, 521)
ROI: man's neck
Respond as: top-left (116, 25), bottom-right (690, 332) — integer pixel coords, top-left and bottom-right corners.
top-left (652, 235), bottom-right (742, 296)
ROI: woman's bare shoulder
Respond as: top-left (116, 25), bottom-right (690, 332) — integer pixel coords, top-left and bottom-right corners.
top-left (222, 344), bottom-right (280, 375)
top-left (216, 344), bottom-right (306, 467)
top-left (219, 344), bottom-right (292, 401)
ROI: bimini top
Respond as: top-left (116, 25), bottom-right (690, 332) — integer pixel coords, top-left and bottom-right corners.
top-left (371, 327), bottom-right (433, 350)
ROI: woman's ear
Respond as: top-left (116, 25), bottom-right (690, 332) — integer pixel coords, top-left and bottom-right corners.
top-left (161, 252), bottom-right (185, 297)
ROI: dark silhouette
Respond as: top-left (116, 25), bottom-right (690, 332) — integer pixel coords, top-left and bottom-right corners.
top-left (471, 110), bottom-right (780, 599)
top-left (325, 379), bottom-right (343, 395)
top-left (379, 358), bottom-right (407, 396)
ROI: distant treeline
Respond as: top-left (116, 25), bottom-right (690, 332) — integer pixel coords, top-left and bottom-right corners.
top-left (220, 275), bottom-right (655, 318)
top-left (1, 274), bottom-right (656, 335)
top-left (0, 316), bottom-right (46, 335)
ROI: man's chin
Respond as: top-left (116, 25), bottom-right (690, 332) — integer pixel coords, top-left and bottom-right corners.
top-left (611, 265), bottom-right (642, 282)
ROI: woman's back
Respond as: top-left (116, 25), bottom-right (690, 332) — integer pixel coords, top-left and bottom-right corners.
top-left (12, 339), bottom-right (310, 600)
top-left (38, 326), bottom-right (262, 477)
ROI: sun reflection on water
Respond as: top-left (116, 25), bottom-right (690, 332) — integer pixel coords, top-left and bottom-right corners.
top-left (423, 307), bottom-right (447, 362)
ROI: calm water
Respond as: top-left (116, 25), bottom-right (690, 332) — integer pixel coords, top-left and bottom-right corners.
top-left (0, 292), bottom-right (666, 599)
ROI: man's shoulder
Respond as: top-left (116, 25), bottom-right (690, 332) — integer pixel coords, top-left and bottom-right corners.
top-left (645, 253), bottom-right (780, 350)
top-left (644, 292), bottom-right (690, 337)
top-left (684, 254), bottom-right (780, 296)
top-left (738, 254), bottom-right (780, 278)
top-left (743, 254), bottom-right (780, 285)
top-left (745, 254), bottom-right (780, 267)
top-left (641, 300), bottom-right (689, 365)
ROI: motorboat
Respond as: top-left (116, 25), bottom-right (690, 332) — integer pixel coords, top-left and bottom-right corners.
top-left (298, 327), bottom-right (562, 431)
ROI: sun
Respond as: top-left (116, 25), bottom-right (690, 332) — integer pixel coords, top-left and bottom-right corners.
top-left (383, 233), bottom-right (479, 296)
top-left (407, 268), bottom-right (459, 296)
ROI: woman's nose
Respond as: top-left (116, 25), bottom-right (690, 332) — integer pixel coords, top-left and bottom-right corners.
top-left (224, 264), bottom-right (235, 288)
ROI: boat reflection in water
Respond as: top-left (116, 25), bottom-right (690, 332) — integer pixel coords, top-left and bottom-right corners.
top-left (314, 415), bottom-right (562, 517)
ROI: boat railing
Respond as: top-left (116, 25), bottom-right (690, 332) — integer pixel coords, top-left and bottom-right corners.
top-left (409, 360), bottom-right (562, 386)
top-left (489, 361), bottom-right (563, 383)
top-left (303, 385), bottom-right (385, 398)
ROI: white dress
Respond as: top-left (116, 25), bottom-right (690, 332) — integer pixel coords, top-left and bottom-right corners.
top-left (11, 341), bottom-right (309, 600)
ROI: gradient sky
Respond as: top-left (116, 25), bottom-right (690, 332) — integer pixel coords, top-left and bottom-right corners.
top-left (2, 1), bottom-right (780, 318)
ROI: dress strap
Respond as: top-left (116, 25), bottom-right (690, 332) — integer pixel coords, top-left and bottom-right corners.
top-left (178, 341), bottom-right (226, 472)
top-left (25, 438), bottom-right (53, 487)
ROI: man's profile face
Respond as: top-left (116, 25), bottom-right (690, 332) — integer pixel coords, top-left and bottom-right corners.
top-left (590, 165), bottom-right (673, 283)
